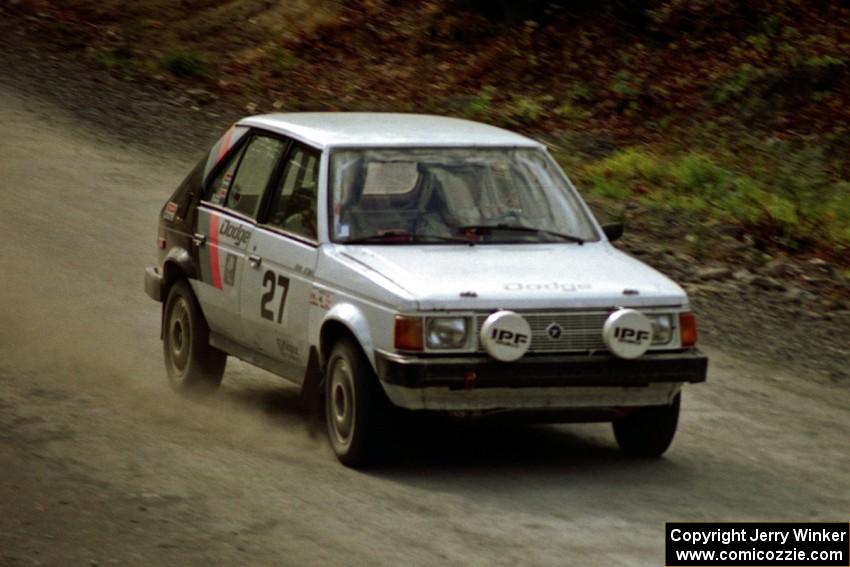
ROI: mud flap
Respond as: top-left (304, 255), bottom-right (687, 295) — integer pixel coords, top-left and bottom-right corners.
top-left (300, 347), bottom-right (325, 437)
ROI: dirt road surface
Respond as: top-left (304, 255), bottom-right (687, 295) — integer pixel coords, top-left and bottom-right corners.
top-left (0, 84), bottom-right (848, 567)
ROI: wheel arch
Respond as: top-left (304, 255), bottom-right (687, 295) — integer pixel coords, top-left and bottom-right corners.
top-left (318, 304), bottom-right (376, 371)
top-left (162, 247), bottom-right (197, 294)
top-left (159, 247), bottom-right (200, 338)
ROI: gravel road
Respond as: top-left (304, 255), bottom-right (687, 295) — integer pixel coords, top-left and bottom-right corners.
top-left (1, 50), bottom-right (849, 567)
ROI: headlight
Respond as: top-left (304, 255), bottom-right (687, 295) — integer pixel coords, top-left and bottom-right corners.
top-left (649, 314), bottom-right (673, 345)
top-left (425, 317), bottom-right (469, 349)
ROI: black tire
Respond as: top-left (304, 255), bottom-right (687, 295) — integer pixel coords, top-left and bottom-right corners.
top-left (613, 393), bottom-right (680, 458)
top-left (163, 279), bottom-right (226, 396)
top-left (324, 338), bottom-right (390, 467)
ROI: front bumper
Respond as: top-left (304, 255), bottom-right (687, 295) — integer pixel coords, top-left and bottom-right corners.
top-left (374, 350), bottom-right (707, 411)
top-left (144, 266), bottom-right (164, 302)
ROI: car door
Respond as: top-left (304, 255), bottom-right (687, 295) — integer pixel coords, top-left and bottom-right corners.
top-left (193, 132), bottom-right (289, 342)
top-left (240, 143), bottom-right (321, 382)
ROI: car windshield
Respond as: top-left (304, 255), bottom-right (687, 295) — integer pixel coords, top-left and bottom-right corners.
top-left (329, 147), bottom-right (600, 244)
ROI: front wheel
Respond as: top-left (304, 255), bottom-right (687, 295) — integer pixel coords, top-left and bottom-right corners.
top-left (325, 339), bottom-right (389, 467)
top-left (612, 393), bottom-right (680, 457)
top-left (163, 279), bottom-right (226, 396)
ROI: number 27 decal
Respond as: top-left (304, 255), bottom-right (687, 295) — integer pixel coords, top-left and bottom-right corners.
top-left (261, 270), bottom-right (290, 323)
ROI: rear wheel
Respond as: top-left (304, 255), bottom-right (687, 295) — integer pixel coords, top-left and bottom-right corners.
top-left (613, 393), bottom-right (680, 457)
top-left (163, 279), bottom-right (225, 396)
top-left (325, 338), bottom-right (389, 467)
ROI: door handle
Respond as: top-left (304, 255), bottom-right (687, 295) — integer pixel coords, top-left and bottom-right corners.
top-left (248, 254), bottom-right (262, 268)
top-left (192, 233), bottom-right (207, 246)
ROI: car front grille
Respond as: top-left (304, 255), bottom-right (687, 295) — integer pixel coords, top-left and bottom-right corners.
top-left (475, 310), bottom-right (613, 354)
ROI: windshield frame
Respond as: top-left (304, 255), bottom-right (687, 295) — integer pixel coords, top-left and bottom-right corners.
top-left (326, 145), bottom-right (602, 245)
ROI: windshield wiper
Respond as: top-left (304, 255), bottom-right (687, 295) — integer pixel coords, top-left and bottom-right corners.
top-left (343, 231), bottom-right (472, 244)
top-left (458, 224), bottom-right (585, 244)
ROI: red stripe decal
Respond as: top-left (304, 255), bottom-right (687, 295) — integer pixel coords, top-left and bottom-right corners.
top-left (209, 214), bottom-right (223, 290)
top-left (217, 125), bottom-right (234, 163)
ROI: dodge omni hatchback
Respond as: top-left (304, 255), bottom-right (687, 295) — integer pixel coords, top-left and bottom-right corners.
top-left (144, 113), bottom-right (707, 467)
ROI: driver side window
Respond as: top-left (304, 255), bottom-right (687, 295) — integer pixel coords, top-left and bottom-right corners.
top-left (266, 146), bottom-right (320, 240)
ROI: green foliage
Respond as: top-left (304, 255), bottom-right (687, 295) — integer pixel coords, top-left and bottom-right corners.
top-left (554, 81), bottom-right (596, 121)
top-left (270, 47), bottom-right (297, 77)
top-left (462, 85), bottom-right (496, 120)
top-left (555, 101), bottom-right (590, 121)
top-left (573, 143), bottom-right (850, 254)
top-left (742, 142), bottom-right (850, 250)
top-left (506, 94), bottom-right (543, 124)
top-left (711, 63), bottom-right (761, 104)
top-left (160, 49), bottom-right (209, 78)
top-left (805, 54), bottom-right (846, 69)
top-left (566, 81), bottom-right (595, 104)
top-left (745, 33), bottom-right (771, 54)
top-left (610, 70), bottom-right (640, 98)
top-left (463, 90), bottom-right (545, 125)
top-left (94, 48), bottom-right (136, 71)
top-left (711, 54), bottom-right (846, 107)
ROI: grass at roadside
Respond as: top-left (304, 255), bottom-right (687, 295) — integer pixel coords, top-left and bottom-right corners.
top-left (556, 138), bottom-right (850, 260)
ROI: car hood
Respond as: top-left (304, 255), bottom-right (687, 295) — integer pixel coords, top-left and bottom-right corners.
top-left (337, 242), bottom-right (688, 310)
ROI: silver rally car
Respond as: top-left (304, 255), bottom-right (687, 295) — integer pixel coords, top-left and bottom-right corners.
top-left (144, 113), bottom-right (707, 466)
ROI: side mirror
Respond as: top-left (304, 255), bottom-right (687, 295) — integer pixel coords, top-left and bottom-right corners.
top-left (602, 223), bottom-right (624, 242)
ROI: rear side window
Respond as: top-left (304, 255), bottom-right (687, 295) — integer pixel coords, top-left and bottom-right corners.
top-left (203, 125), bottom-right (249, 180)
top-left (207, 144), bottom-right (246, 206)
top-left (205, 134), bottom-right (287, 219)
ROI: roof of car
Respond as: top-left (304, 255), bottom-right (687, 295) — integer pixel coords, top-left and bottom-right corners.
top-left (238, 113), bottom-right (545, 150)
